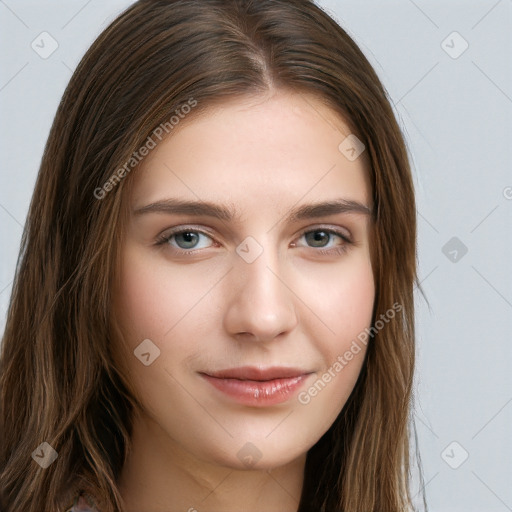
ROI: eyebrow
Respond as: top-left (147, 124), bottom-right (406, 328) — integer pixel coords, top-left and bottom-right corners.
top-left (133, 197), bottom-right (372, 222)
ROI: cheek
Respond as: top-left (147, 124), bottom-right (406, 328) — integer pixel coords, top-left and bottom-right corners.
top-left (294, 251), bottom-right (375, 343)
top-left (292, 255), bottom-right (374, 427)
top-left (111, 246), bottom-right (208, 415)
top-left (114, 245), bottom-right (213, 344)
top-left (111, 245), bottom-right (204, 401)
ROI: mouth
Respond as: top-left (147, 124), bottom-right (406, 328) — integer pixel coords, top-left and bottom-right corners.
top-left (199, 366), bottom-right (314, 406)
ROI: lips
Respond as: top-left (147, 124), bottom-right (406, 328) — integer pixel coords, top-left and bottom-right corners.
top-left (199, 366), bottom-right (313, 406)
top-left (204, 366), bottom-right (309, 381)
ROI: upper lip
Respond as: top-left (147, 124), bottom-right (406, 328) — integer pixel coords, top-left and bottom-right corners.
top-left (202, 366), bottom-right (312, 381)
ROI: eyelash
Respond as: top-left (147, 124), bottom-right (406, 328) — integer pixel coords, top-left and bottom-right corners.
top-left (155, 225), bottom-right (353, 257)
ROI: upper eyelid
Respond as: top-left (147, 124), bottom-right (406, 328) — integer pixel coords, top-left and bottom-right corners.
top-left (160, 225), bottom-right (216, 240)
top-left (295, 226), bottom-right (352, 245)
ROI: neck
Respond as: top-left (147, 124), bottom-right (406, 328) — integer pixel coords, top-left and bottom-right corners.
top-left (117, 411), bottom-right (306, 512)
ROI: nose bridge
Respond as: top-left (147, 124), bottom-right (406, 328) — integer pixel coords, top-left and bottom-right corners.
top-left (223, 236), bottom-right (298, 341)
top-left (242, 249), bottom-right (281, 299)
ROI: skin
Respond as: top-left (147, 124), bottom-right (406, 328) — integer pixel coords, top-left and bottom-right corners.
top-left (112, 89), bottom-right (375, 512)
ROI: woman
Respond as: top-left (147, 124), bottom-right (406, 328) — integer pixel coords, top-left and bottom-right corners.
top-left (0, 0), bottom-right (423, 510)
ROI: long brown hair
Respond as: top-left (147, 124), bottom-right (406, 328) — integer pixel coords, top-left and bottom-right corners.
top-left (0, 1), bottom-right (422, 510)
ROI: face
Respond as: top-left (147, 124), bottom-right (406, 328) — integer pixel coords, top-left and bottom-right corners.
top-left (112, 90), bottom-right (375, 471)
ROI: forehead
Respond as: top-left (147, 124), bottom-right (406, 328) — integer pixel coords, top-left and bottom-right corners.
top-left (128, 90), bottom-right (371, 212)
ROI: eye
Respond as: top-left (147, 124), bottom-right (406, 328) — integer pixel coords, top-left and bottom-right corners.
top-left (155, 225), bottom-right (352, 257)
top-left (156, 228), bottom-right (214, 251)
top-left (294, 227), bottom-right (352, 254)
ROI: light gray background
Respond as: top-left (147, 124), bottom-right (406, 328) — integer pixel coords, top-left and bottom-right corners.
top-left (1, 1), bottom-right (511, 511)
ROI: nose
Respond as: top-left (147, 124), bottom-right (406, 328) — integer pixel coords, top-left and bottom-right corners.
top-left (223, 246), bottom-right (298, 343)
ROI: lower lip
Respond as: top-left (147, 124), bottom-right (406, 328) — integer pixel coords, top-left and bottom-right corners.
top-left (201, 374), bottom-right (310, 406)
